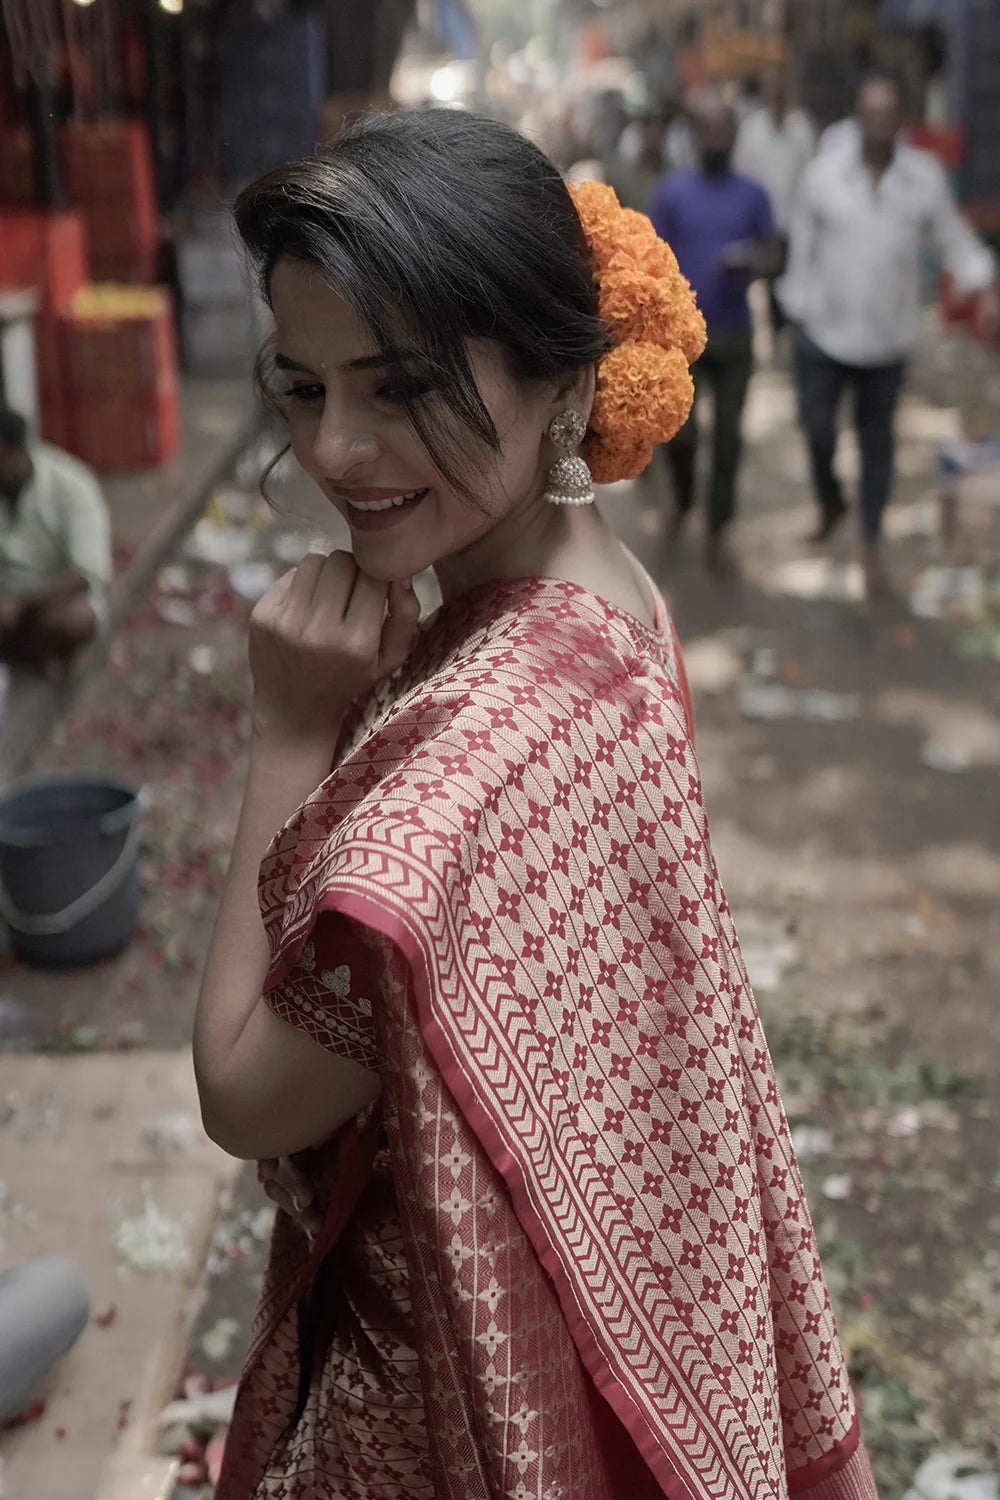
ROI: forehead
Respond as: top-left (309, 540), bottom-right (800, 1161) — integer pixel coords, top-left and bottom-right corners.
top-left (269, 258), bottom-right (373, 358)
top-left (858, 82), bottom-right (901, 112)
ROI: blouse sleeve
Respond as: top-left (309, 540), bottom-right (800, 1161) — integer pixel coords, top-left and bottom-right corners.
top-left (264, 910), bottom-right (380, 1073)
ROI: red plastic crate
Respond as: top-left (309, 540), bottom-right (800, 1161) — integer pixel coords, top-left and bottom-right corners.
top-left (0, 128), bottom-right (38, 205)
top-left (83, 206), bottom-right (157, 254)
top-left (59, 121), bottom-right (157, 237)
top-left (38, 378), bottom-right (74, 449)
top-left (68, 385), bottom-right (180, 471)
top-left (35, 314), bottom-right (73, 447)
top-left (59, 121), bottom-right (156, 205)
top-left (61, 293), bottom-right (178, 396)
top-left (33, 312), bottom-right (64, 392)
top-left (88, 245), bottom-right (159, 286)
top-left (908, 124), bottom-right (964, 172)
top-left (0, 210), bottom-right (89, 313)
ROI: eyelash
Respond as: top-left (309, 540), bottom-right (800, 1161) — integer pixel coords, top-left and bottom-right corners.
top-left (281, 379), bottom-right (433, 408)
top-left (377, 380), bottom-right (434, 404)
top-left (283, 384), bottom-right (323, 405)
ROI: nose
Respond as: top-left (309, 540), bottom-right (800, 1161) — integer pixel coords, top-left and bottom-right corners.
top-left (309, 398), bottom-right (381, 480)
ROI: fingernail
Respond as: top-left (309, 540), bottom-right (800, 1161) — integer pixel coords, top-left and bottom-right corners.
top-left (292, 1194), bottom-right (304, 1213)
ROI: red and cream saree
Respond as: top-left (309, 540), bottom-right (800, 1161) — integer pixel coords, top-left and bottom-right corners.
top-left (216, 575), bottom-right (878, 1500)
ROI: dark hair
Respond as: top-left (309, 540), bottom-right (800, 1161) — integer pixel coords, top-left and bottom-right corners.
top-left (0, 408), bottom-right (28, 449)
top-left (233, 109), bottom-right (611, 498)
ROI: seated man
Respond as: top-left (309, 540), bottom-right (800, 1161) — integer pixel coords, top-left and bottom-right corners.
top-left (0, 408), bottom-right (111, 679)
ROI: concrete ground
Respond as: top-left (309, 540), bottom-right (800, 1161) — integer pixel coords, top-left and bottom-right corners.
top-left (0, 314), bottom-right (998, 1498)
top-left (0, 1053), bottom-right (239, 1500)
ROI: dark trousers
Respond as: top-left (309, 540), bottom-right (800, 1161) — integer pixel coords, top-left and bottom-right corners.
top-left (665, 329), bottom-right (753, 537)
top-left (767, 233), bottom-right (789, 337)
top-left (794, 332), bottom-right (906, 542)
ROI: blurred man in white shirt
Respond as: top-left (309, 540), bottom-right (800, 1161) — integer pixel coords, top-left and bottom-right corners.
top-left (0, 408), bottom-right (111, 678)
top-left (735, 72), bottom-right (815, 335)
top-left (779, 75), bottom-right (997, 592)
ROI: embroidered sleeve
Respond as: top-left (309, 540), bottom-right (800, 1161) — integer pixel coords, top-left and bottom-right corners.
top-left (264, 911), bottom-right (379, 1072)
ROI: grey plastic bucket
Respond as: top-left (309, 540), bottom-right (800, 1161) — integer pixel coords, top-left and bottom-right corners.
top-left (0, 774), bottom-right (147, 968)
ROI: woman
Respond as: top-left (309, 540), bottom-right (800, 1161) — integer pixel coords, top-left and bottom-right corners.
top-left (195, 110), bottom-right (877, 1499)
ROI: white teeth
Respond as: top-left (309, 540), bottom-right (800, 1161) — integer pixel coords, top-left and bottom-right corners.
top-left (347, 488), bottom-right (425, 512)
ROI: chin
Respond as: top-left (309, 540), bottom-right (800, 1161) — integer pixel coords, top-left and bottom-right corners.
top-left (352, 543), bottom-right (424, 585)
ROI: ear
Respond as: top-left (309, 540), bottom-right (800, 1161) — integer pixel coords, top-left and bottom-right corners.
top-left (548, 363), bottom-right (598, 431)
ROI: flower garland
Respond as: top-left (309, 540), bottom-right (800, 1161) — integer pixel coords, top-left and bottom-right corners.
top-left (568, 180), bottom-right (706, 484)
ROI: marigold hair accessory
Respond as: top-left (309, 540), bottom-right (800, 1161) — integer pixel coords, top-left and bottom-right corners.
top-left (567, 180), bottom-right (706, 484)
top-left (542, 408), bottom-right (595, 507)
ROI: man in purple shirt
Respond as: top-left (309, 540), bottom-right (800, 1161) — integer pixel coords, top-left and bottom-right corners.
top-left (650, 98), bottom-right (779, 570)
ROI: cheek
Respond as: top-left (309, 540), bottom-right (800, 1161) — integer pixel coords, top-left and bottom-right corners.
top-left (286, 408), bottom-right (320, 472)
top-left (493, 425), bottom-right (545, 499)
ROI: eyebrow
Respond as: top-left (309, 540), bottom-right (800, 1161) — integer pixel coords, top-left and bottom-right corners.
top-left (274, 350), bottom-right (427, 375)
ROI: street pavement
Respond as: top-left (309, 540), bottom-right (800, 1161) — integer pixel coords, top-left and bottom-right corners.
top-left (0, 327), bottom-right (998, 1499)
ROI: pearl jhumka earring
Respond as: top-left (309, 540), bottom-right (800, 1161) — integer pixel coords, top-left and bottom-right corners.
top-left (541, 410), bottom-right (595, 506)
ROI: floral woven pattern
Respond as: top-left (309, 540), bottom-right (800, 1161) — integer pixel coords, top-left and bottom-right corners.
top-left (235, 577), bottom-right (878, 1500)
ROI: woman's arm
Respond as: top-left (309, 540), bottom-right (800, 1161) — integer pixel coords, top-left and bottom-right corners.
top-left (193, 737), bottom-right (381, 1160)
top-left (193, 552), bottom-right (418, 1160)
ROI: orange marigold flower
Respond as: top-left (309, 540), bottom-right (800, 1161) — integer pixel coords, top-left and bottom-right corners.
top-left (586, 430), bottom-right (655, 484)
top-left (617, 207), bottom-right (661, 249)
top-left (567, 180), bottom-right (625, 270)
top-left (567, 178), bottom-right (704, 475)
top-left (673, 297), bottom-right (708, 366)
top-left (600, 254), bottom-right (706, 358)
top-left (598, 259), bottom-right (660, 343)
top-left (590, 341), bottom-right (694, 446)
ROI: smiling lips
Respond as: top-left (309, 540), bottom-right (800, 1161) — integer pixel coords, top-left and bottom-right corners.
top-left (331, 485), bottom-right (428, 513)
top-left (328, 484), bottom-right (429, 532)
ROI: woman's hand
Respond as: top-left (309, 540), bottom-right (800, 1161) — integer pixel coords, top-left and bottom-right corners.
top-left (248, 551), bottom-right (419, 749)
top-left (257, 1155), bottom-right (323, 1244)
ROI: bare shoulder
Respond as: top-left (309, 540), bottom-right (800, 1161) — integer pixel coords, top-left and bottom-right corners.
top-left (568, 544), bottom-right (658, 630)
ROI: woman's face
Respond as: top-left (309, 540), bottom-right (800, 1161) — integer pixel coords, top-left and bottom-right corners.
top-left (269, 257), bottom-right (565, 585)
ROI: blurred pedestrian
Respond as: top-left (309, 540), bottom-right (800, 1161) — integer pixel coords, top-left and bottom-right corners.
top-left (604, 105), bottom-right (669, 212)
top-left (779, 74), bottom-right (998, 593)
top-left (0, 409), bottom-right (111, 678)
top-left (816, 116), bottom-right (860, 156)
top-left (650, 97), bottom-right (782, 570)
top-left (663, 89), bottom-right (699, 172)
top-left (734, 70), bottom-right (815, 338)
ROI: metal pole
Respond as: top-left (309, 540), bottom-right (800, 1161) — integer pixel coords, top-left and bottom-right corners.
top-left (26, 73), bottom-right (63, 209)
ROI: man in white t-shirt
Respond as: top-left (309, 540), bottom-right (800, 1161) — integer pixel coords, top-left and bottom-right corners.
top-left (0, 407), bottom-right (111, 676)
top-left (779, 75), bottom-right (998, 592)
top-left (735, 71), bottom-right (815, 335)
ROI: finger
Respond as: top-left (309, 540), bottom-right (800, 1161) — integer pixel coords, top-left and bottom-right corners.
top-left (262, 552), bottom-right (325, 635)
top-left (249, 566), bottom-right (295, 628)
top-left (298, 1206), bottom-right (323, 1237)
top-left (377, 578), bottom-right (420, 678)
top-left (295, 551), bottom-right (349, 616)
top-left (260, 1177), bottom-right (296, 1216)
top-left (342, 566), bottom-right (389, 629)
top-left (276, 1155), bottom-right (314, 1210)
top-left (296, 552), bottom-right (368, 636)
top-left (260, 1177), bottom-right (322, 1236)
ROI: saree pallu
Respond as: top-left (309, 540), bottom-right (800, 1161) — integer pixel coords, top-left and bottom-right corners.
top-left (215, 576), bottom-right (878, 1500)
